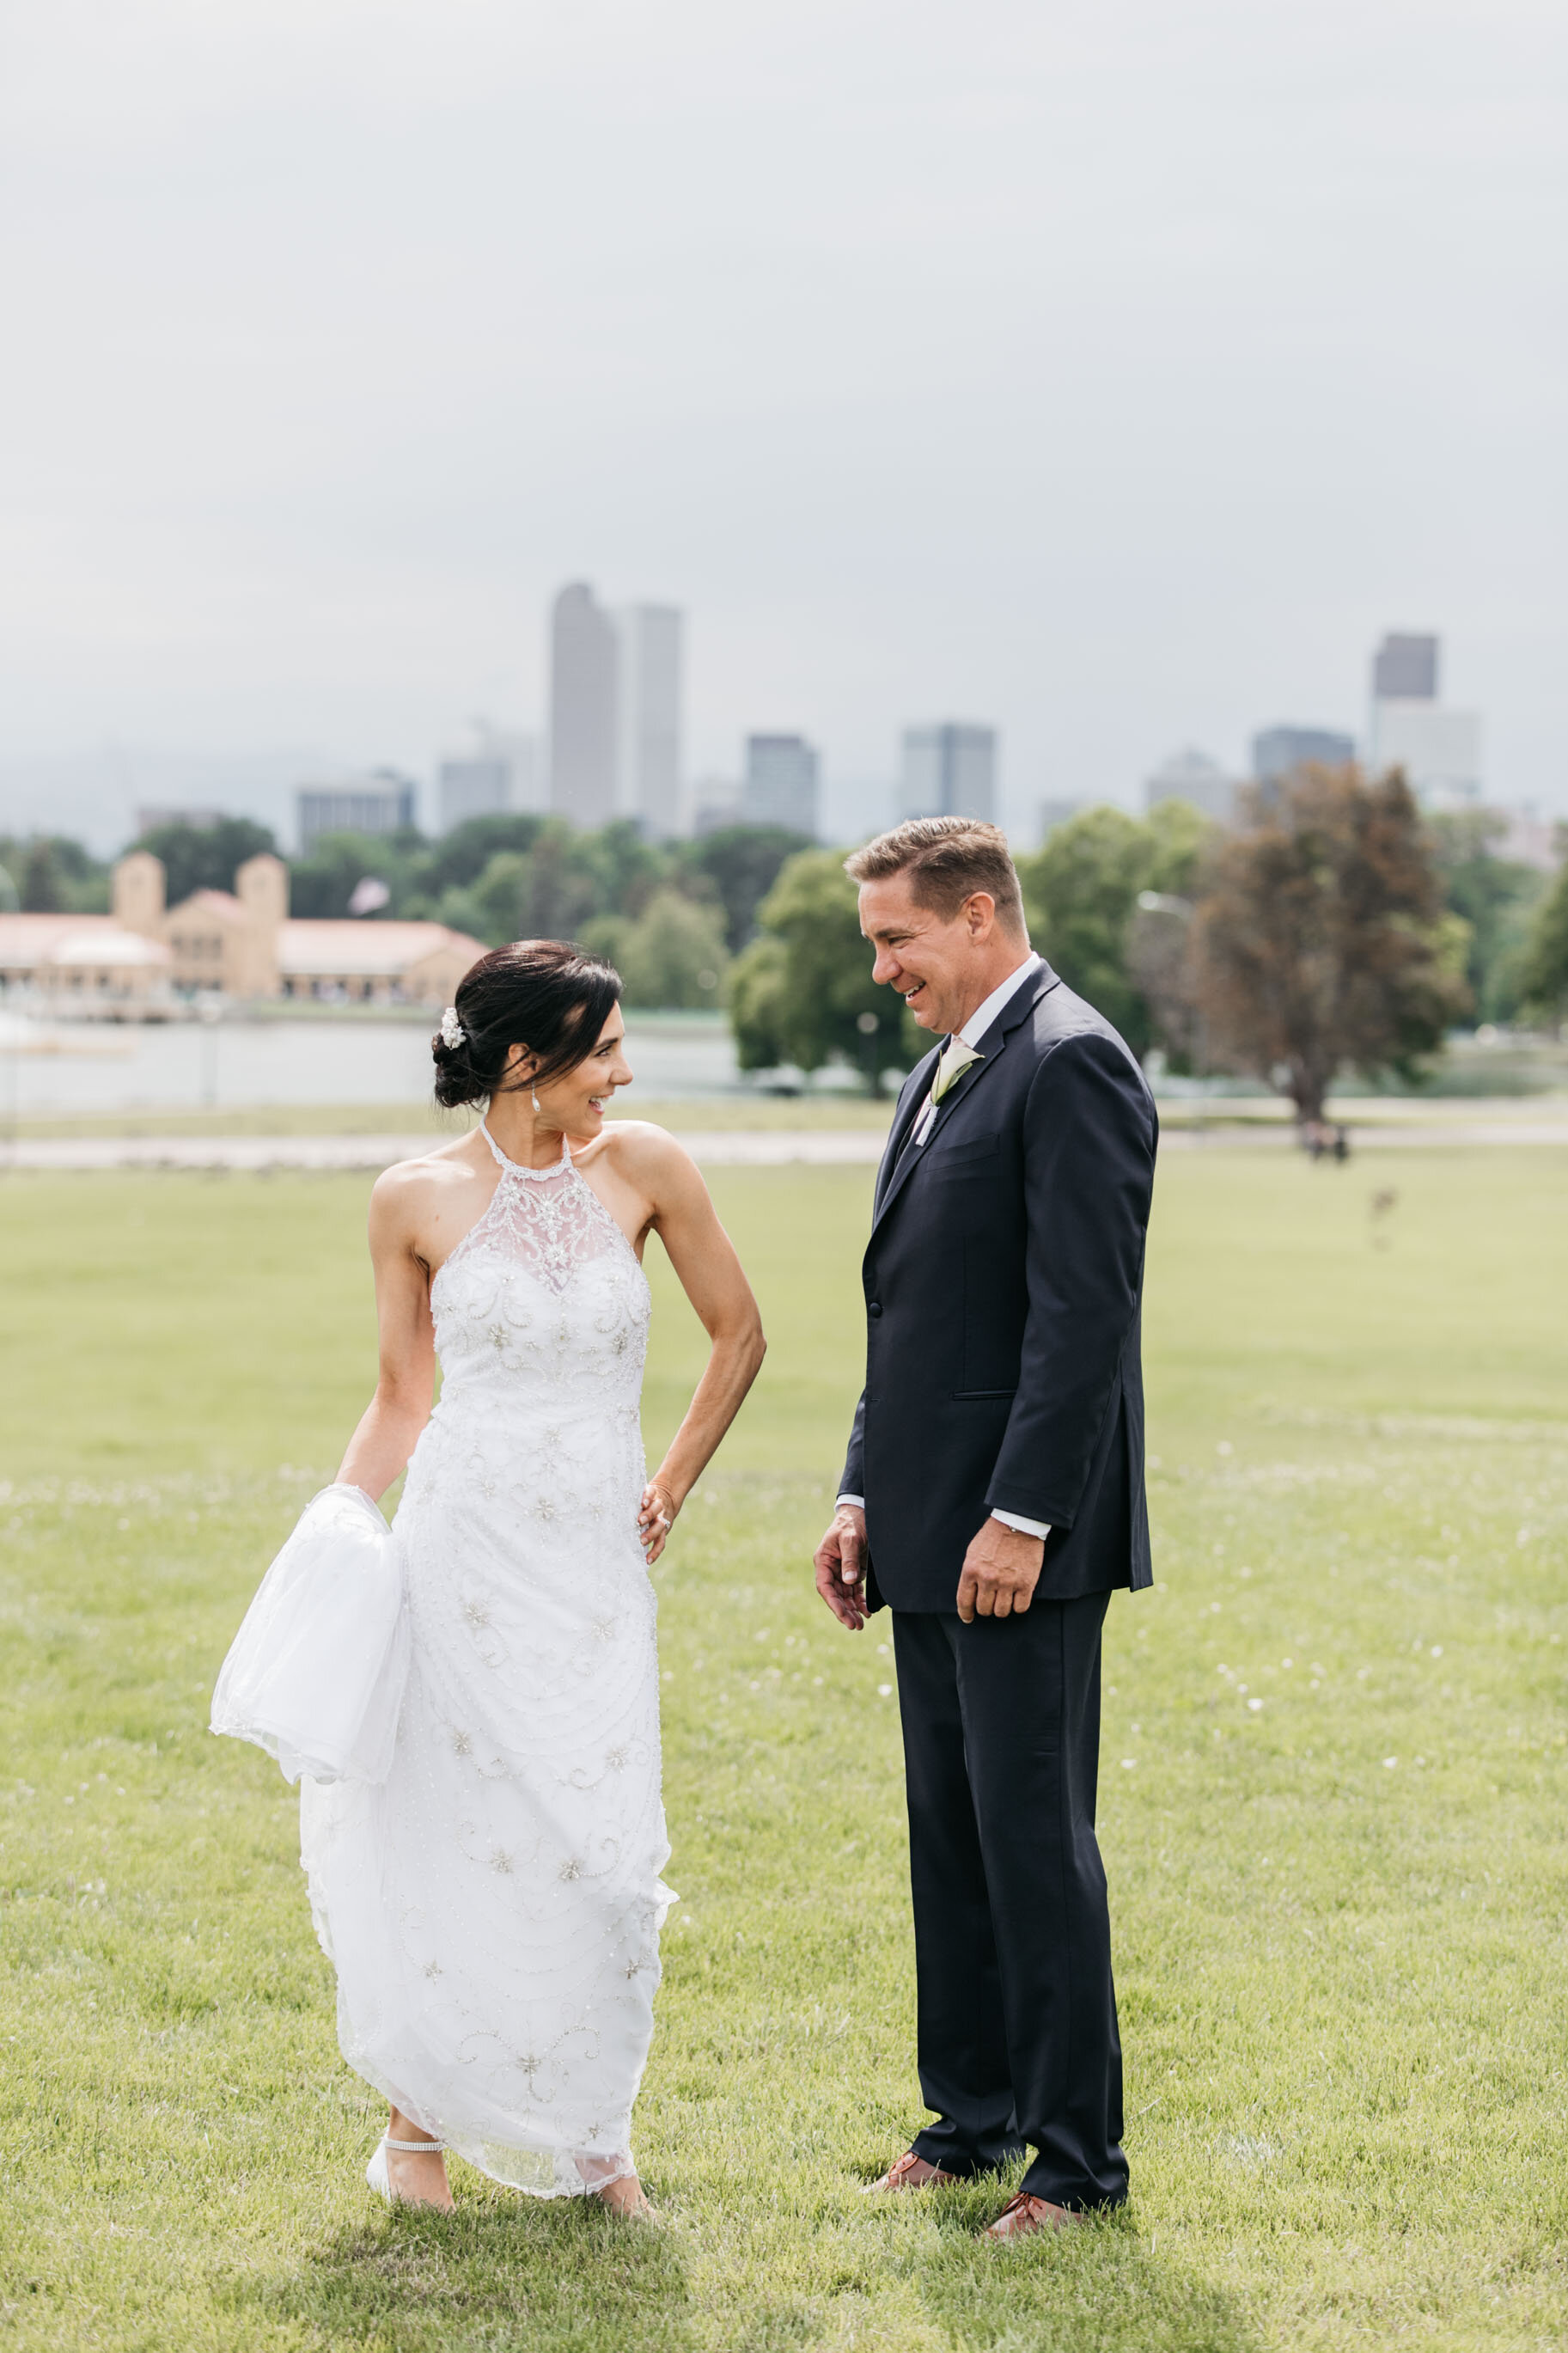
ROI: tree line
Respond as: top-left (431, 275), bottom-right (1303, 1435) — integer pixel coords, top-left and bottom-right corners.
top-left (3, 773), bottom-right (1565, 1115)
top-left (731, 769), bottom-right (1568, 1120)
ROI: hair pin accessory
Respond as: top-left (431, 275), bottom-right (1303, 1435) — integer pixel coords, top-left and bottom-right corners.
top-left (438, 1007), bottom-right (466, 1050)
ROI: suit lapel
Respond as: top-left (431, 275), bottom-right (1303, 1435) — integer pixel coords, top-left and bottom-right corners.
top-left (868, 965), bottom-right (1057, 1240)
top-left (874, 1044), bottom-right (940, 1213)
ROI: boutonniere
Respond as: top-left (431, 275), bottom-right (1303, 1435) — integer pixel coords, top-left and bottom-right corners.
top-left (931, 1041), bottom-right (984, 1104)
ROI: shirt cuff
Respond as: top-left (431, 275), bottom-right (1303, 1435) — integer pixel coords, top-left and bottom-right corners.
top-left (835, 1494), bottom-right (865, 1512)
top-left (991, 1508), bottom-right (1051, 1539)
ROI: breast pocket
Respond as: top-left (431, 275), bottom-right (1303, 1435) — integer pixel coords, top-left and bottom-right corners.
top-left (927, 1131), bottom-right (1001, 1178)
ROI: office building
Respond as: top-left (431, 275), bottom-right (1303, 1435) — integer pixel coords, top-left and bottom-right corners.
top-left (296, 772), bottom-right (417, 853)
top-left (437, 730), bottom-right (542, 834)
top-left (1251, 726), bottom-right (1356, 784)
top-left (618, 605), bottom-right (683, 839)
top-left (549, 584), bottom-right (619, 826)
top-left (1367, 631), bottom-right (1481, 805)
top-left (1371, 633), bottom-right (1438, 701)
top-left (899, 724), bottom-right (997, 825)
top-left (691, 777), bottom-right (741, 835)
top-left (741, 735), bottom-right (820, 836)
top-left (1144, 749), bottom-right (1237, 826)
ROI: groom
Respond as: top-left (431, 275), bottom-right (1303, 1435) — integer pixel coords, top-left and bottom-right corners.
top-left (813, 816), bottom-right (1156, 2240)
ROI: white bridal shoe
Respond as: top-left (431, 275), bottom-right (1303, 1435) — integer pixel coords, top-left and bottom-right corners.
top-left (366, 2132), bottom-right (448, 2203)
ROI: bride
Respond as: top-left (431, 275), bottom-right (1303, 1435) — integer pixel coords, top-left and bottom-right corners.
top-left (300, 939), bottom-right (765, 2216)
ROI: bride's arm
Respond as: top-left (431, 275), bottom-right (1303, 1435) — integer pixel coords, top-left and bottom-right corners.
top-left (334, 1167), bottom-right (438, 1504)
top-left (623, 1130), bottom-right (766, 1562)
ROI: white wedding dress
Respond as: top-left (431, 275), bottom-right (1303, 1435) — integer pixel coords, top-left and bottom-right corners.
top-left (300, 1123), bottom-right (673, 2196)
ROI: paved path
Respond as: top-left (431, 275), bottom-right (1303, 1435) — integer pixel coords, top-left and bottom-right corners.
top-left (4, 1118), bottom-right (1568, 1172)
top-left (0, 1130), bottom-right (888, 1172)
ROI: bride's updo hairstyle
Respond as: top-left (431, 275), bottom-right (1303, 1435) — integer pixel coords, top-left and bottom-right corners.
top-left (430, 940), bottom-right (622, 1109)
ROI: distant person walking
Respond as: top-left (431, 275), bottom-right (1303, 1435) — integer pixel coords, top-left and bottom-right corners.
top-left (813, 818), bottom-right (1156, 2241)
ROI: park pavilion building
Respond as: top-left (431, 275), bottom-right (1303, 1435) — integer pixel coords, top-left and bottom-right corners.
top-left (0, 852), bottom-right (486, 1016)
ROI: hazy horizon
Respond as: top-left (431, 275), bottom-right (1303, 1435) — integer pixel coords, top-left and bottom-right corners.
top-left (3, 0), bottom-right (1564, 847)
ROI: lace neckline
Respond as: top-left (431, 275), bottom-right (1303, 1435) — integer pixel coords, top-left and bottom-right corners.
top-left (479, 1121), bottom-right (572, 1182)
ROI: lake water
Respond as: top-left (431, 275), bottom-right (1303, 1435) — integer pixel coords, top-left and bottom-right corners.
top-left (0, 1010), bottom-right (778, 1114)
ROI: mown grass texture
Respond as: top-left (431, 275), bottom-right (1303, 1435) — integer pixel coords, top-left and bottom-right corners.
top-left (1, 1148), bottom-right (1565, 2350)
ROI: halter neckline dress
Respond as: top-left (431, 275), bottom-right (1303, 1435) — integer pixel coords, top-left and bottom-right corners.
top-left (301, 1119), bottom-right (673, 2194)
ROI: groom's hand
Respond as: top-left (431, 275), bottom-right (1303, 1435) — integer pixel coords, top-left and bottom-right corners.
top-left (956, 1519), bottom-right (1045, 1623)
top-left (814, 1506), bottom-right (869, 1632)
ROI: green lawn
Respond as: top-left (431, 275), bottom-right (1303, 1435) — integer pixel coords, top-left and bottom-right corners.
top-left (1, 1151), bottom-right (1565, 2350)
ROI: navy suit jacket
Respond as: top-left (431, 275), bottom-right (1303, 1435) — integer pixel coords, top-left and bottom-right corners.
top-left (839, 961), bottom-right (1158, 1614)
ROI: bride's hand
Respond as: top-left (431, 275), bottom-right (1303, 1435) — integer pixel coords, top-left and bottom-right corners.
top-left (638, 1481), bottom-right (678, 1564)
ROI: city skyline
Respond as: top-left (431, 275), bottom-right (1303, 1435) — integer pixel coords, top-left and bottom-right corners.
top-left (0, 612), bottom-right (1539, 857)
top-left (0, 1), bottom-right (1561, 846)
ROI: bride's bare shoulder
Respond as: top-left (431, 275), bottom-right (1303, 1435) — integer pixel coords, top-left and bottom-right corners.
top-left (581, 1120), bottom-right (709, 1213)
top-left (369, 1134), bottom-right (489, 1231)
top-left (586, 1118), bottom-right (699, 1178)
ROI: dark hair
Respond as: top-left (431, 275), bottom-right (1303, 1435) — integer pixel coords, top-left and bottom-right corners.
top-left (431, 939), bottom-right (622, 1109)
top-left (844, 816), bottom-right (1027, 934)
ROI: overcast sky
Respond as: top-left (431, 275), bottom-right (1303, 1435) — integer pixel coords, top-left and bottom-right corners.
top-left (2, 0), bottom-right (1564, 841)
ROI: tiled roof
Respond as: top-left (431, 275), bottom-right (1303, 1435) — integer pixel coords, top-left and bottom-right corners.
top-left (0, 913), bottom-right (115, 961)
top-left (277, 921), bottom-right (486, 977)
top-left (50, 929), bottom-right (171, 968)
top-left (0, 915), bottom-right (169, 969)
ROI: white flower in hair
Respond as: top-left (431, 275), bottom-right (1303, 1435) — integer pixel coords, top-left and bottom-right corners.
top-left (438, 1006), bottom-right (466, 1050)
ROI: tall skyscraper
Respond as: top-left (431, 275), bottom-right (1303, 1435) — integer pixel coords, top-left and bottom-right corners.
top-left (437, 729), bottom-right (542, 834)
top-left (899, 724), bottom-right (997, 825)
top-left (1371, 633), bottom-right (1438, 701)
top-left (617, 605), bottom-right (683, 839)
top-left (296, 771), bottom-right (417, 853)
top-left (741, 735), bottom-right (820, 836)
top-left (1367, 632), bottom-right (1481, 805)
top-left (1251, 725), bottom-right (1356, 784)
top-left (548, 584), bottom-right (619, 826)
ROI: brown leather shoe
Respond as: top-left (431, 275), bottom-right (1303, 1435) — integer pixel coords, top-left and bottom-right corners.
top-left (983, 2190), bottom-right (1089, 2241)
top-left (862, 2149), bottom-right (960, 2195)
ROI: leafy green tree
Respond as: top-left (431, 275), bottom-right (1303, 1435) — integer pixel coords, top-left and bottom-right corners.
top-left (286, 831), bottom-right (413, 920)
top-left (1191, 765), bottom-right (1471, 1127)
top-left (0, 834), bottom-right (108, 913)
top-left (595, 889), bottom-right (729, 1009)
top-left (673, 825), bottom-right (814, 950)
top-left (20, 840), bottom-right (64, 911)
top-left (131, 817), bottom-right (278, 908)
top-left (1425, 810), bottom-right (1550, 1023)
top-left (729, 934), bottom-right (790, 1072)
top-left (1017, 800), bottom-right (1214, 1054)
top-left (728, 851), bottom-right (920, 1092)
top-left (1519, 857), bottom-right (1568, 1021)
top-left (405, 815), bottom-right (546, 905)
top-left (572, 819), bottom-right (673, 923)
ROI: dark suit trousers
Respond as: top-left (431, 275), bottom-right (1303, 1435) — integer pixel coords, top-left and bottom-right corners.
top-left (891, 1592), bottom-right (1128, 2209)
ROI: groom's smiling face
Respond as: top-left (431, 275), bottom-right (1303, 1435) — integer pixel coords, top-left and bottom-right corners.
top-left (857, 872), bottom-right (1016, 1037)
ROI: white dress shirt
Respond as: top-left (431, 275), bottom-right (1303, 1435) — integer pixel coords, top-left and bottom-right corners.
top-left (839, 950), bottom-right (1051, 1544)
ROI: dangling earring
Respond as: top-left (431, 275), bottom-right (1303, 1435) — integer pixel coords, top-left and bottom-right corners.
top-left (530, 1084), bottom-right (541, 1114)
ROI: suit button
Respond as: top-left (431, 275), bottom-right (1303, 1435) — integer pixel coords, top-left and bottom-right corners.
top-left (868, 1301), bottom-right (883, 1318)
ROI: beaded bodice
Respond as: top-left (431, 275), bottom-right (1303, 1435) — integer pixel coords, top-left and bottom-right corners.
top-left (427, 1124), bottom-right (651, 1420)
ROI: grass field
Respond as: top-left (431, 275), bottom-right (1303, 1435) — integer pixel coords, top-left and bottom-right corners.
top-left (2, 1149), bottom-right (1565, 2350)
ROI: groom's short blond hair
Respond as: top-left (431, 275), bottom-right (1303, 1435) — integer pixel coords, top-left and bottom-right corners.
top-left (845, 816), bottom-right (1028, 937)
